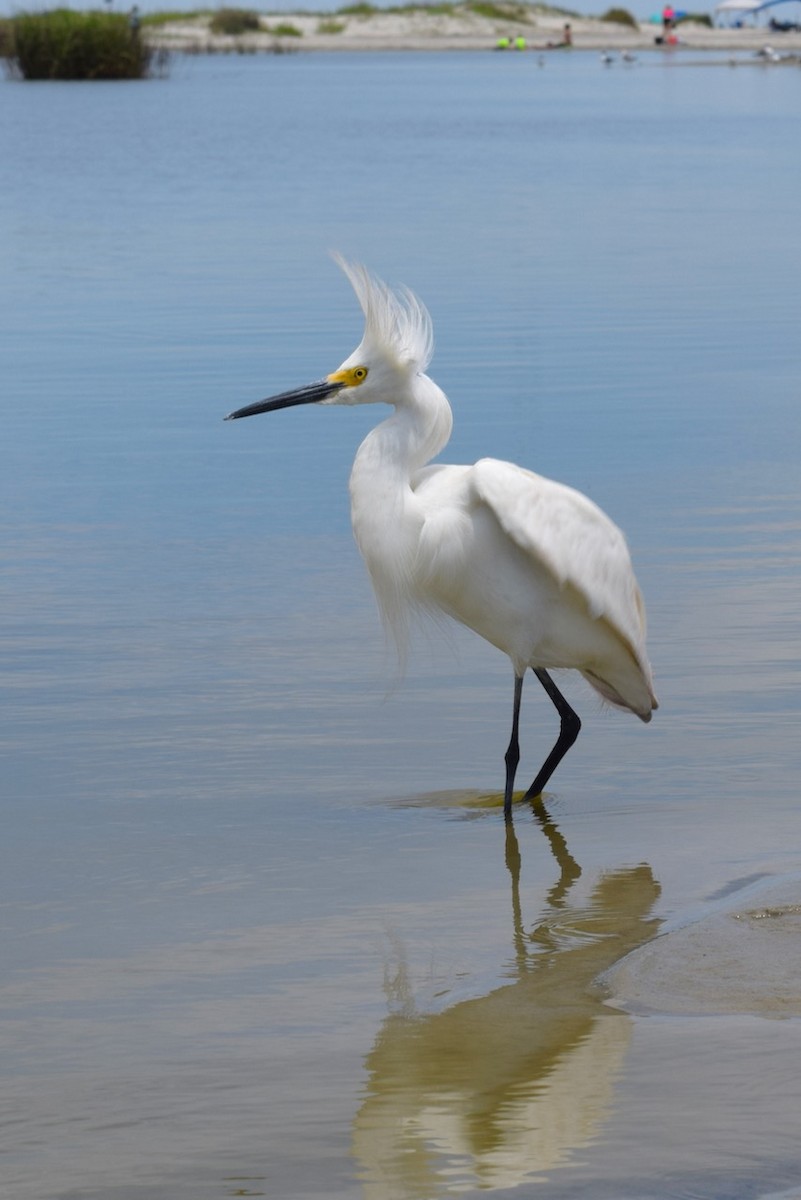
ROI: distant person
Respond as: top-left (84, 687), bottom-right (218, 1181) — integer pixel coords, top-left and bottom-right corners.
top-left (662, 4), bottom-right (675, 32)
top-left (128, 4), bottom-right (140, 33)
top-left (542, 23), bottom-right (572, 49)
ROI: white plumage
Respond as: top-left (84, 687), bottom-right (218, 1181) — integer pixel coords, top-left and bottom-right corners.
top-left (227, 258), bottom-right (657, 818)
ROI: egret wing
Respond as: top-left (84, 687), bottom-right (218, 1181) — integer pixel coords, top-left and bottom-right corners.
top-left (470, 458), bottom-right (647, 653)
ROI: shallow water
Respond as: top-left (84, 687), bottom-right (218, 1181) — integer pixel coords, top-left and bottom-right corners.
top-left (2, 49), bottom-right (801, 1199)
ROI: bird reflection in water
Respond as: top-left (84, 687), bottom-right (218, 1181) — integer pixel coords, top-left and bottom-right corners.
top-left (353, 799), bottom-right (661, 1196)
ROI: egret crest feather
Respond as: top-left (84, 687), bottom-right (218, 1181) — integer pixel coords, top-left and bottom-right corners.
top-left (333, 254), bottom-right (434, 374)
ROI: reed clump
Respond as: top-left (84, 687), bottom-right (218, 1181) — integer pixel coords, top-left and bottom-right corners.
top-left (209, 7), bottom-right (261, 34)
top-left (599, 5), bottom-right (638, 25)
top-left (6, 8), bottom-right (159, 79)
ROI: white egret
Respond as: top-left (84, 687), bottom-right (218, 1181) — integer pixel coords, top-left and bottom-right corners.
top-left (226, 259), bottom-right (657, 819)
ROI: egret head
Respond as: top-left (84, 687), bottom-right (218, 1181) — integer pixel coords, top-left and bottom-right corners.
top-left (225, 257), bottom-right (434, 421)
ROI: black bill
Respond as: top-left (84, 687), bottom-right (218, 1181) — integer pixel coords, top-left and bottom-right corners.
top-left (225, 377), bottom-right (344, 421)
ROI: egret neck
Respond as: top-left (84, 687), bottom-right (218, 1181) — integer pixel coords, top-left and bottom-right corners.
top-left (348, 372), bottom-right (453, 658)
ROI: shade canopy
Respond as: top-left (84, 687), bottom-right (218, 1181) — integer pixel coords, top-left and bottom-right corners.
top-left (714, 0), bottom-right (761, 11)
top-left (715, 0), bottom-right (800, 10)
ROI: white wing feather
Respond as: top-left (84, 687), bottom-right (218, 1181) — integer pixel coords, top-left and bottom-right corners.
top-left (470, 458), bottom-right (647, 658)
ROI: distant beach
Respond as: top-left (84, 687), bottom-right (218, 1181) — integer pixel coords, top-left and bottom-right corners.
top-left (146, 6), bottom-right (801, 55)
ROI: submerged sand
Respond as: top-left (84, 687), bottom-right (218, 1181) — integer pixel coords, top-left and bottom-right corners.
top-left (602, 875), bottom-right (801, 1018)
top-left (148, 8), bottom-right (801, 55)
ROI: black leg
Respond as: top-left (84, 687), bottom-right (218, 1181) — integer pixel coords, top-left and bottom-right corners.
top-left (503, 674), bottom-right (524, 821)
top-left (522, 669), bottom-right (581, 802)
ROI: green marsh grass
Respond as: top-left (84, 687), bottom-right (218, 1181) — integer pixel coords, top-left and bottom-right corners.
top-left (599, 5), bottom-right (638, 24)
top-left (209, 7), bottom-right (261, 34)
top-left (6, 8), bottom-right (162, 79)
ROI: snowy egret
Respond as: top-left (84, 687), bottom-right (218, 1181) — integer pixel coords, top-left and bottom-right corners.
top-left (226, 259), bottom-right (657, 819)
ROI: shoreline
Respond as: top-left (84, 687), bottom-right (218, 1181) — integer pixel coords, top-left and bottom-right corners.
top-left (146, 10), bottom-right (801, 55)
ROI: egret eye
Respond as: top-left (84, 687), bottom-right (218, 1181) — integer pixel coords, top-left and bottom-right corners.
top-left (328, 365), bottom-right (369, 388)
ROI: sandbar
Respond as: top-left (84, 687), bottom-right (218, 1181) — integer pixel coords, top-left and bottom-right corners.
top-left (147, 9), bottom-right (801, 55)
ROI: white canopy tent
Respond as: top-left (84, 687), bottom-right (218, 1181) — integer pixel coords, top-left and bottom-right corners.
top-left (715, 0), bottom-right (801, 22)
top-left (714, 0), bottom-right (762, 14)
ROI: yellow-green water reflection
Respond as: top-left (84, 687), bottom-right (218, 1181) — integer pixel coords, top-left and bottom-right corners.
top-left (355, 801), bottom-right (661, 1196)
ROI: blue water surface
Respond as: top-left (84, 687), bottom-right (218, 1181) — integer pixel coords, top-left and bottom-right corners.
top-left (1, 49), bottom-right (801, 1200)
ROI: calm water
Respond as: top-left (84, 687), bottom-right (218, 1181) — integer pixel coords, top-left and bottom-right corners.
top-left (2, 49), bottom-right (801, 1199)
